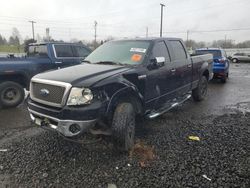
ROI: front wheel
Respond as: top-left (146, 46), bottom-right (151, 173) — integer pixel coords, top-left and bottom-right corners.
top-left (192, 76), bottom-right (208, 101)
top-left (232, 58), bottom-right (238, 63)
top-left (111, 103), bottom-right (135, 151)
top-left (0, 81), bottom-right (25, 108)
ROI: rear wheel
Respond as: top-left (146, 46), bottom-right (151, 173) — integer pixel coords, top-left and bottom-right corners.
top-left (0, 81), bottom-right (25, 108)
top-left (111, 103), bottom-right (135, 151)
top-left (221, 72), bottom-right (229, 83)
top-left (192, 76), bottom-right (208, 101)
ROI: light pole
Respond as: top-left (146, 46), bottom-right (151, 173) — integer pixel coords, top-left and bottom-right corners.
top-left (160, 3), bottom-right (165, 37)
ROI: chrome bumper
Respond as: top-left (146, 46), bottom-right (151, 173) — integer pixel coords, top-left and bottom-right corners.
top-left (28, 109), bottom-right (96, 137)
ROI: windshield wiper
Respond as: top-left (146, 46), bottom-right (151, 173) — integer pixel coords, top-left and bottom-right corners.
top-left (95, 61), bottom-right (124, 66)
top-left (81, 60), bottom-right (91, 64)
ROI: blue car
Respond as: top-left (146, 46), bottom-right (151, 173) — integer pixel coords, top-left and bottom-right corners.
top-left (195, 48), bottom-right (230, 83)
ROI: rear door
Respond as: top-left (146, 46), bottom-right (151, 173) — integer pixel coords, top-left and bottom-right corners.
top-left (168, 40), bottom-right (192, 96)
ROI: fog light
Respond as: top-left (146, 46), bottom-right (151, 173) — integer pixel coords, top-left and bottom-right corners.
top-left (69, 124), bottom-right (81, 134)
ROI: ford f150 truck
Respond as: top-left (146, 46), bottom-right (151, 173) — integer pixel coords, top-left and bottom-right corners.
top-left (0, 42), bottom-right (91, 108)
top-left (28, 38), bottom-right (213, 151)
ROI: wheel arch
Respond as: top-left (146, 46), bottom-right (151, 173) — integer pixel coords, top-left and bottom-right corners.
top-left (0, 73), bottom-right (29, 89)
top-left (202, 69), bottom-right (209, 80)
top-left (106, 86), bottom-right (144, 117)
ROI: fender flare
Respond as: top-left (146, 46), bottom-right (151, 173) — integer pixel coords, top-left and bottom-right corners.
top-left (106, 85), bottom-right (144, 115)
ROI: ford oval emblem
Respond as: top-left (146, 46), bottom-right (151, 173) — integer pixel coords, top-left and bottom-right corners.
top-left (40, 89), bottom-right (50, 97)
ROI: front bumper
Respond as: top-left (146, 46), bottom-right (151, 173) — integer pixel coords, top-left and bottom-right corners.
top-left (27, 97), bottom-right (108, 137)
top-left (29, 108), bottom-right (97, 137)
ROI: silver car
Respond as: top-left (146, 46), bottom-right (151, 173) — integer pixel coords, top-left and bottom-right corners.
top-left (231, 53), bottom-right (250, 63)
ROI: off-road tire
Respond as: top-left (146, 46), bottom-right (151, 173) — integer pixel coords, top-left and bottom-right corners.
top-left (192, 76), bottom-right (208, 101)
top-left (111, 103), bottom-right (135, 152)
top-left (0, 81), bottom-right (25, 108)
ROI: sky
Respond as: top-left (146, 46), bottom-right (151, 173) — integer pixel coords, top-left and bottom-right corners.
top-left (0, 0), bottom-right (250, 43)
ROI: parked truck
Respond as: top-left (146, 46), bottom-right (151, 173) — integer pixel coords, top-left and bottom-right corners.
top-left (0, 42), bottom-right (91, 108)
top-left (27, 38), bottom-right (213, 151)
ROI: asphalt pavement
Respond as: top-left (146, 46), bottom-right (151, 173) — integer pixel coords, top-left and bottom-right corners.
top-left (0, 62), bottom-right (249, 187)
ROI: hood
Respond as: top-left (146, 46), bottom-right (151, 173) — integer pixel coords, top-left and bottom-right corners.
top-left (33, 63), bottom-right (131, 87)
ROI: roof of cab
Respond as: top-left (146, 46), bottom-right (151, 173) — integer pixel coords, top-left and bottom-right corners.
top-left (112, 37), bottom-right (182, 42)
top-left (29, 42), bottom-right (84, 46)
top-left (196, 48), bottom-right (223, 51)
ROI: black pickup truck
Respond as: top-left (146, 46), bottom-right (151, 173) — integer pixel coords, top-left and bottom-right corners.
top-left (0, 42), bottom-right (91, 108)
top-left (28, 38), bottom-right (213, 151)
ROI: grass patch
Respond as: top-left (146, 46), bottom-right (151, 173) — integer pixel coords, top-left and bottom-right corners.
top-left (0, 45), bottom-right (24, 53)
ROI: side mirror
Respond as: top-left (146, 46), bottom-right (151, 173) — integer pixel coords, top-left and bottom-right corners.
top-left (150, 57), bottom-right (165, 68)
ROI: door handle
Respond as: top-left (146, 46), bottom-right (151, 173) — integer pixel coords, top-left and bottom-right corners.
top-left (171, 68), bottom-right (176, 73)
top-left (187, 64), bottom-right (192, 68)
top-left (138, 75), bottom-right (147, 80)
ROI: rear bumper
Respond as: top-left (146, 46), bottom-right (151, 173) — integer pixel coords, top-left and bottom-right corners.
top-left (213, 65), bottom-right (229, 74)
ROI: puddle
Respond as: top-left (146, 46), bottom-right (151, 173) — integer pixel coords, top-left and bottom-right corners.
top-left (224, 102), bottom-right (250, 115)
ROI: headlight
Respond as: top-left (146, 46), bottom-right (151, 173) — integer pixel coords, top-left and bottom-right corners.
top-left (67, 87), bottom-right (93, 106)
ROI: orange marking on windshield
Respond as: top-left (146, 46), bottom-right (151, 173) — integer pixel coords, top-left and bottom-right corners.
top-left (131, 54), bottom-right (142, 62)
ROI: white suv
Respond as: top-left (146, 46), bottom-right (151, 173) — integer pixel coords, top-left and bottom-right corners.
top-left (231, 53), bottom-right (250, 63)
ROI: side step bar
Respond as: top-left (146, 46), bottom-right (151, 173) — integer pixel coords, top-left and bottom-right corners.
top-left (147, 94), bottom-right (191, 119)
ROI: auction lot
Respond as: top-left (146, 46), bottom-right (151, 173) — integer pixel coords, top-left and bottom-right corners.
top-left (0, 63), bottom-right (249, 188)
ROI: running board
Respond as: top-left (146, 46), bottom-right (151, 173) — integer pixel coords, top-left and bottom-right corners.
top-left (147, 94), bottom-right (191, 119)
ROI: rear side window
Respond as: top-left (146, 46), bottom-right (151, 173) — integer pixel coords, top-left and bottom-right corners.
top-left (169, 41), bottom-right (187, 61)
top-left (152, 41), bottom-right (170, 62)
top-left (54, 45), bottom-right (74, 57)
top-left (28, 45), bottom-right (48, 57)
top-left (74, 46), bottom-right (90, 57)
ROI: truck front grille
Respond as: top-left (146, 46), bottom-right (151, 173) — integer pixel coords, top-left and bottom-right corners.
top-left (30, 79), bottom-right (72, 108)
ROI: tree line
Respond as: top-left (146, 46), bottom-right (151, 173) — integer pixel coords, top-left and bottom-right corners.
top-left (1, 27), bottom-right (250, 49)
top-left (185, 39), bottom-right (250, 49)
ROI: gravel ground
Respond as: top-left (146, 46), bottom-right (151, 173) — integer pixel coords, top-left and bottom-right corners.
top-left (0, 109), bottom-right (249, 188)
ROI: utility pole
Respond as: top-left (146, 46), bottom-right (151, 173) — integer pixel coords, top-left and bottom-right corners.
top-left (160, 3), bottom-right (165, 37)
top-left (29, 21), bottom-right (36, 40)
top-left (94, 21), bottom-right (97, 45)
top-left (186, 30), bottom-right (189, 47)
top-left (146, 27), bottom-right (148, 38)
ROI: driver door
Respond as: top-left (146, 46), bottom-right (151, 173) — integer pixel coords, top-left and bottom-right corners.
top-left (144, 41), bottom-right (177, 110)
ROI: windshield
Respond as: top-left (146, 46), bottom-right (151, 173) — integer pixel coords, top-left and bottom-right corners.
top-left (28, 45), bottom-right (48, 57)
top-left (195, 50), bottom-right (222, 57)
top-left (85, 41), bottom-right (150, 65)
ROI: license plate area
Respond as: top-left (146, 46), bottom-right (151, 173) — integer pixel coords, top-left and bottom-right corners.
top-left (34, 116), bottom-right (58, 130)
